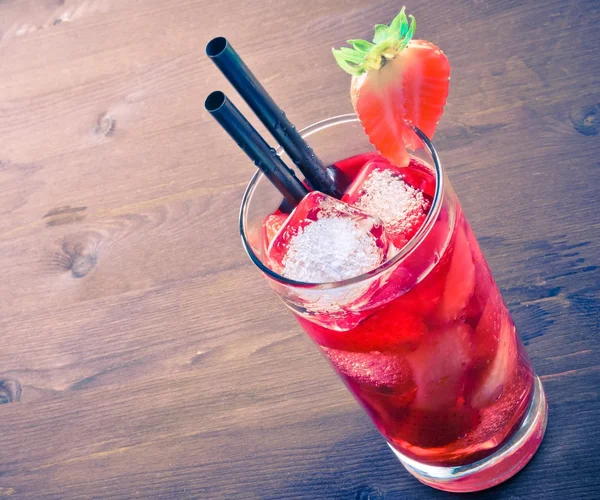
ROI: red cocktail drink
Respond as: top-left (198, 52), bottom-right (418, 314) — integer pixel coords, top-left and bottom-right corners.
top-left (240, 116), bottom-right (547, 492)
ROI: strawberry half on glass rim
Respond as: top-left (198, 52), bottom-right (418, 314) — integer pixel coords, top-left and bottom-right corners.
top-left (333, 7), bottom-right (450, 167)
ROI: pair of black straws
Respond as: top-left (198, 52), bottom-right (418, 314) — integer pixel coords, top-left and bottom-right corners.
top-left (205, 37), bottom-right (347, 208)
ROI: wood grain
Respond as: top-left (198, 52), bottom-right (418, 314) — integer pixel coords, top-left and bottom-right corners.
top-left (1, 0), bottom-right (599, 498)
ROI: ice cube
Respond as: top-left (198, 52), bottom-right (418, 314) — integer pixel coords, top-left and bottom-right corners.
top-left (264, 192), bottom-right (390, 331)
top-left (407, 323), bottom-right (472, 410)
top-left (267, 191), bottom-right (388, 283)
top-left (468, 313), bottom-right (518, 409)
top-left (342, 160), bottom-right (431, 249)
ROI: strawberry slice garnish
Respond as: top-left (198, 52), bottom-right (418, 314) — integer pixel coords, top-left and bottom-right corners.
top-left (333, 8), bottom-right (450, 167)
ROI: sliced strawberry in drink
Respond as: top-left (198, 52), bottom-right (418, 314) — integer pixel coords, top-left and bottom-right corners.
top-left (464, 259), bottom-right (494, 323)
top-left (469, 285), bottom-right (504, 371)
top-left (333, 8), bottom-right (450, 167)
top-left (463, 219), bottom-right (485, 264)
top-left (434, 220), bottom-right (476, 324)
top-left (392, 275), bottom-right (445, 317)
top-left (299, 302), bottom-right (426, 353)
top-left (408, 323), bottom-right (472, 410)
top-left (349, 302), bottom-right (427, 352)
top-left (322, 348), bottom-right (414, 390)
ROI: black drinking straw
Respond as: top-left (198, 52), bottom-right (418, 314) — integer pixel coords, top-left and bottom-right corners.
top-left (205, 91), bottom-right (309, 206)
top-left (206, 37), bottom-right (346, 199)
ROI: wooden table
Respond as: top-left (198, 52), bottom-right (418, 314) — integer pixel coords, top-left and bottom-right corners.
top-left (1, 1), bottom-right (599, 498)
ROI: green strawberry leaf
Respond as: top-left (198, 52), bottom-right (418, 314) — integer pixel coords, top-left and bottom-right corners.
top-left (332, 48), bottom-right (363, 76)
top-left (347, 39), bottom-right (374, 54)
top-left (399, 15), bottom-right (416, 50)
top-left (373, 24), bottom-right (389, 44)
top-left (387, 7), bottom-right (407, 40)
top-left (400, 14), bottom-right (413, 37)
top-left (336, 47), bottom-right (366, 64)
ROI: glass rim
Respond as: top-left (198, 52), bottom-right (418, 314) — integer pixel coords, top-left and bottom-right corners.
top-left (239, 113), bottom-right (444, 289)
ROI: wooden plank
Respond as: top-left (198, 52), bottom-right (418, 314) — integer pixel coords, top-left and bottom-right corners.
top-left (0, 0), bottom-right (599, 498)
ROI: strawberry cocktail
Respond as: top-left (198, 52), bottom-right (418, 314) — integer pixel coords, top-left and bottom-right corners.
top-left (250, 135), bottom-right (546, 491)
top-left (208, 7), bottom-right (547, 493)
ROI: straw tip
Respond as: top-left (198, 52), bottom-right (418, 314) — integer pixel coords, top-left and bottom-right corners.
top-left (206, 37), bottom-right (228, 58)
top-left (205, 91), bottom-right (226, 112)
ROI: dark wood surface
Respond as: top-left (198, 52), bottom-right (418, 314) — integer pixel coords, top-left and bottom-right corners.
top-left (1, 0), bottom-right (599, 498)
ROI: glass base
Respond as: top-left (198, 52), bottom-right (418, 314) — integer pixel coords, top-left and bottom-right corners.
top-left (389, 376), bottom-right (548, 493)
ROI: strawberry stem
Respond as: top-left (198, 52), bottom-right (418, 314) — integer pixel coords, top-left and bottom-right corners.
top-left (332, 7), bottom-right (416, 76)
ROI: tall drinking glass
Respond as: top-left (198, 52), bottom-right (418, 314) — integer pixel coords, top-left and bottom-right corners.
top-left (239, 114), bottom-right (547, 492)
